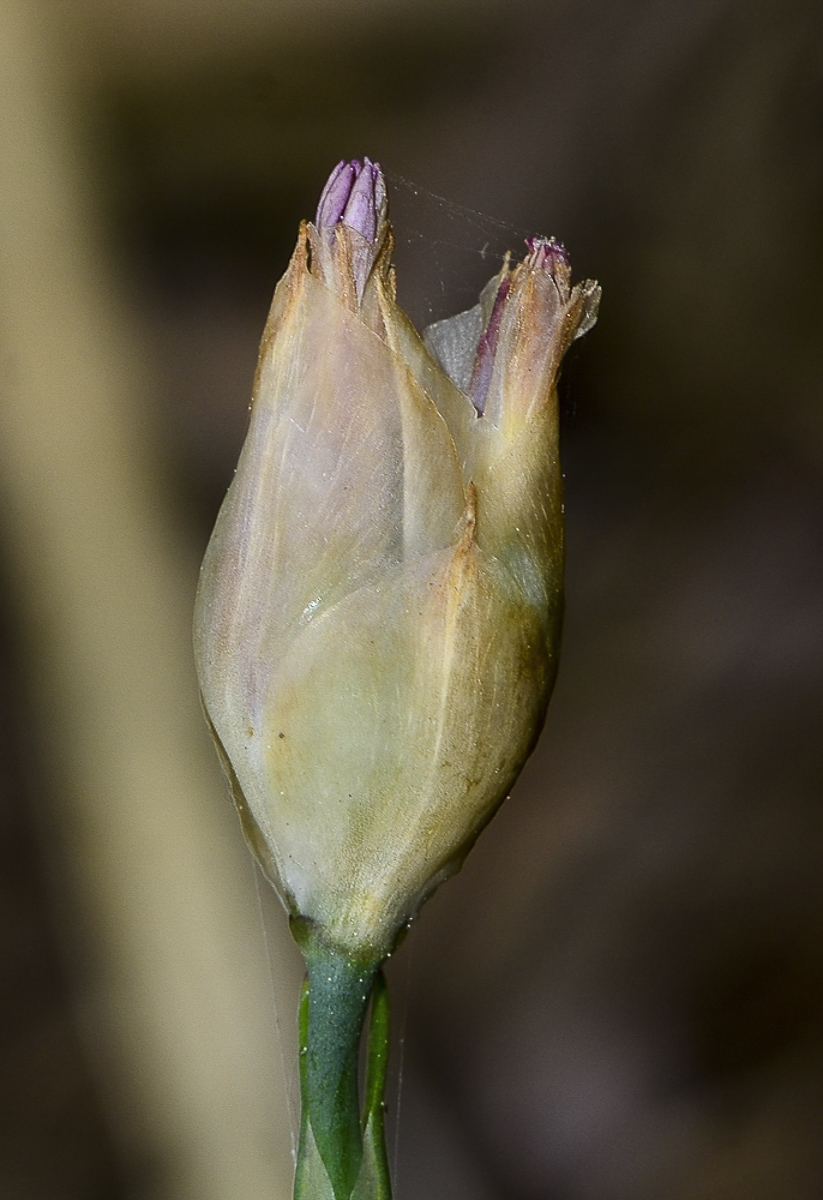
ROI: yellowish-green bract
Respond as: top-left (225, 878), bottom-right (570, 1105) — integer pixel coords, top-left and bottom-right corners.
top-left (194, 178), bottom-right (599, 960)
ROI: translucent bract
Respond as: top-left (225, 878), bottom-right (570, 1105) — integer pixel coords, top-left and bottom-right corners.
top-left (194, 160), bottom-right (599, 958)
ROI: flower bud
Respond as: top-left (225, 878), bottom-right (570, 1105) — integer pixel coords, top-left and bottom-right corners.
top-left (194, 160), bottom-right (599, 959)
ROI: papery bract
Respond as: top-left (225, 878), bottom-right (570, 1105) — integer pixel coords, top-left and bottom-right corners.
top-left (194, 159), bottom-right (599, 959)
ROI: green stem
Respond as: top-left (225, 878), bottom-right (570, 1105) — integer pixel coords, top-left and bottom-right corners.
top-left (356, 972), bottom-right (392, 1200)
top-left (292, 921), bottom-right (391, 1200)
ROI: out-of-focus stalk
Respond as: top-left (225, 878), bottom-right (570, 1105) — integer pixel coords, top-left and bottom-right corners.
top-left (0, 5), bottom-right (298, 1197)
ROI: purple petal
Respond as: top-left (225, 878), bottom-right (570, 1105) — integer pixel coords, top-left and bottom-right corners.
top-left (316, 160), bottom-right (356, 232)
top-left (525, 236), bottom-right (569, 272)
top-left (315, 158), bottom-right (387, 249)
top-left (468, 277), bottom-right (511, 416)
top-left (342, 159), bottom-right (379, 242)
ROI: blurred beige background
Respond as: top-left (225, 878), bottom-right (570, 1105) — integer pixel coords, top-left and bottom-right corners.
top-left (1, 0), bottom-right (823, 1198)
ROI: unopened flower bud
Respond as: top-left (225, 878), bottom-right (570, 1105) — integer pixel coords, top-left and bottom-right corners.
top-left (194, 160), bottom-right (600, 960)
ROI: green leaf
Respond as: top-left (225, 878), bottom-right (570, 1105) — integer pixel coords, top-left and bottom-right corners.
top-left (353, 971), bottom-right (392, 1200)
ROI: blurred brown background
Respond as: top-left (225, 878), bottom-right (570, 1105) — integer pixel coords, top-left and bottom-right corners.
top-left (2, 0), bottom-right (823, 1197)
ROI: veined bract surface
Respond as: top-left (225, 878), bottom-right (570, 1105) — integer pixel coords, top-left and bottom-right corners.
top-left (194, 159), bottom-right (600, 960)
